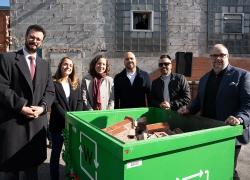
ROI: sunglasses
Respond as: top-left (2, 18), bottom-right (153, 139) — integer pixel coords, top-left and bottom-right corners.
top-left (210, 54), bottom-right (227, 58)
top-left (159, 62), bottom-right (171, 67)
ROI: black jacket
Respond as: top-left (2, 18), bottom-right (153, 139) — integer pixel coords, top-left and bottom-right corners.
top-left (189, 65), bottom-right (250, 145)
top-left (0, 50), bottom-right (55, 171)
top-left (49, 81), bottom-right (83, 133)
top-left (114, 67), bottom-right (151, 108)
top-left (150, 73), bottom-right (191, 111)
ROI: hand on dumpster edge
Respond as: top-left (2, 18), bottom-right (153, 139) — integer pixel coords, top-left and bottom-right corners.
top-left (225, 115), bottom-right (241, 126)
top-left (177, 106), bottom-right (190, 115)
top-left (160, 101), bottom-right (171, 110)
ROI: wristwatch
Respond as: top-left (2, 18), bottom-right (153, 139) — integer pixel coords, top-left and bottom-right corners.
top-left (238, 117), bottom-right (244, 125)
top-left (40, 102), bottom-right (48, 114)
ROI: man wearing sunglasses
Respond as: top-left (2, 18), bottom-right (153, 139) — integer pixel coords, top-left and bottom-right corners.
top-left (178, 44), bottom-right (250, 180)
top-left (150, 54), bottom-right (191, 111)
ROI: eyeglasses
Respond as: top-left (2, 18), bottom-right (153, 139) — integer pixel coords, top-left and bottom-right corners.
top-left (210, 54), bottom-right (228, 58)
top-left (159, 62), bottom-right (171, 67)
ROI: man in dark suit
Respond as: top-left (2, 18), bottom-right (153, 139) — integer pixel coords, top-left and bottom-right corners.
top-left (114, 52), bottom-right (151, 108)
top-left (178, 44), bottom-right (250, 180)
top-left (150, 54), bottom-right (191, 111)
top-left (0, 25), bottom-right (55, 180)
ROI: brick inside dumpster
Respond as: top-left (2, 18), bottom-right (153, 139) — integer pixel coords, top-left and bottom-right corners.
top-left (102, 116), bottom-right (184, 143)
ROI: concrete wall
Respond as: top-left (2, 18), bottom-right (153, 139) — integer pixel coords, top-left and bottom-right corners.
top-left (9, 0), bottom-right (207, 79)
top-left (168, 0), bottom-right (207, 56)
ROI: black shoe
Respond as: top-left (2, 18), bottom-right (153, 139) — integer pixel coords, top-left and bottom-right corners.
top-left (233, 170), bottom-right (240, 180)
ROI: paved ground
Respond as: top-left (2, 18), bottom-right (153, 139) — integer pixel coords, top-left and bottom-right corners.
top-left (38, 146), bottom-right (65, 180)
top-left (38, 142), bottom-right (250, 180)
top-left (237, 143), bottom-right (250, 180)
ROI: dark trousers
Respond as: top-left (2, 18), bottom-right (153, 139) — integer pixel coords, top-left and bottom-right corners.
top-left (50, 132), bottom-right (64, 180)
top-left (234, 145), bottom-right (241, 180)
top-left (0, 167), bottom-right (38, 180)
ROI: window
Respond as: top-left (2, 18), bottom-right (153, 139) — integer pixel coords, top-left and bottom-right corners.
top-left (131, 11), bottom-right (153, 31)
top-left (223, 13), bottom-right (244, 34)
top-left (208, 1), bottom-right (250, 54)
top-left (115, 1), bottom-right (168, 52)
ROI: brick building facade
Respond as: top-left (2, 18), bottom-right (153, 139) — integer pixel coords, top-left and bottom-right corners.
top-left (0, 3), bottom-right (10, 53)
top-left (7, 0), bottom-right (250, 80)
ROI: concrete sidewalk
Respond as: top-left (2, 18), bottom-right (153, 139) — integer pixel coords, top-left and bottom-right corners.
top-left (237, 143), bottom-right (250, 180)
top-left (39, 142), bottom-right (250, 180)
top-left (38, 147), bottom-right (65, 180)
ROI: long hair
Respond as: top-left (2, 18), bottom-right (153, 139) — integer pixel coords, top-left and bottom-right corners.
top-left (89, 54), bottom-right (110, 77)
top-left (53, 57), bottom-right (79, 90)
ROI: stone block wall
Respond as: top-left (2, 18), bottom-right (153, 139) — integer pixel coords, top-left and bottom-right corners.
top-left (168, 0), bottom-right (207, 57)
top-left (10, 0), bottom-right (116, 79)
top-left (9, 0), bottom-right (207, 79)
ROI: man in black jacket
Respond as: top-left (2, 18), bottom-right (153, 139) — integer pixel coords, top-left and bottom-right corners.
top-left (114, 52), bottom-right (151, 108)
top-left (0, 25), bottom-right (55, 180)
top-left (150, 54), bottom-right (190, 111)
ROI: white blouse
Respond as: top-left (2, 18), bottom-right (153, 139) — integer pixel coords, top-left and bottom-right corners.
top-left (62, 81), bottom-right (70, 101)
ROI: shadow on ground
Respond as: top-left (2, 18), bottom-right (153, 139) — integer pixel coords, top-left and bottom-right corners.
top-left (38, 162), bottom-right (65, 180)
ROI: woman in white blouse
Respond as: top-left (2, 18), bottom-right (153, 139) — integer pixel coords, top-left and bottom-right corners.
top-left (49, 57), bottom-right (82, 180)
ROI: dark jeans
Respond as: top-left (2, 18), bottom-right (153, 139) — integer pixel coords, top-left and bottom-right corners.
top-left (50, 132), bottom-right (64, 180)
top-left (0, 167), bottom-right (38, 180)
top-left (234, 145), bottom-right (241, 180)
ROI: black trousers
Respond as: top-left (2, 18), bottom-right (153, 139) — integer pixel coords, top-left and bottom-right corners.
top-left (234, 145), bottom-right (241, 180)
top-left (0, 166), bottom-right (38, 180)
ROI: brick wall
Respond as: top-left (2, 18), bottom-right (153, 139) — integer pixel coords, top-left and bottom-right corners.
top-left (150, 57), bottom-right (250, 81)
top-left (0, 10), bottom-right (10, 53)
top-left (10, 0), bottom-right (116, 79)
top-left (167, 0), bottom-right (207, 57)
top-left (9, 0), bottom-right (208, 80)
top-left (8, 0), bottom-right (250, 81)
top-left (187, 57), bottom-right (250, 81)
top-left (150, 57), bottom-right (250, 100)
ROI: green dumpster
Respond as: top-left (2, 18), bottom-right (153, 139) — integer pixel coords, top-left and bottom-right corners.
top-left (64, 107), bottom-right (243, 180)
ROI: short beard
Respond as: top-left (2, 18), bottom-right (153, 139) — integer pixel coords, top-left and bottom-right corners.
top-left (25, 41), bottom-right (38, 54)
top-left (125, 62), bottom-right (135, 69)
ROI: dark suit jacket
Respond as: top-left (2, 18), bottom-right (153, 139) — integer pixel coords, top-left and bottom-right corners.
top-left (150, 73), bottom-right (191, 111)
top-left (189, 65), bottom-right (250, 144)
top-left (49, 81), bottom-right (83, 133)
top-left (114, 67), bottom-right (151, 108)
top-left (0, 50), bottom-right (55, 171)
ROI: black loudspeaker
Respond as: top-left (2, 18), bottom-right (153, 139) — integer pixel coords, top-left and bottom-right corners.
top-left (175, 52), bottom-right (193, 77)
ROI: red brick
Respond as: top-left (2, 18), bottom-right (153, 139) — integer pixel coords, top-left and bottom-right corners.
top-left (146, 122), bottom-right (170, 134)
top-left (102, 116), bottom-right (134, 136)
top-left (108, 126), bottom-right (127, 135)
